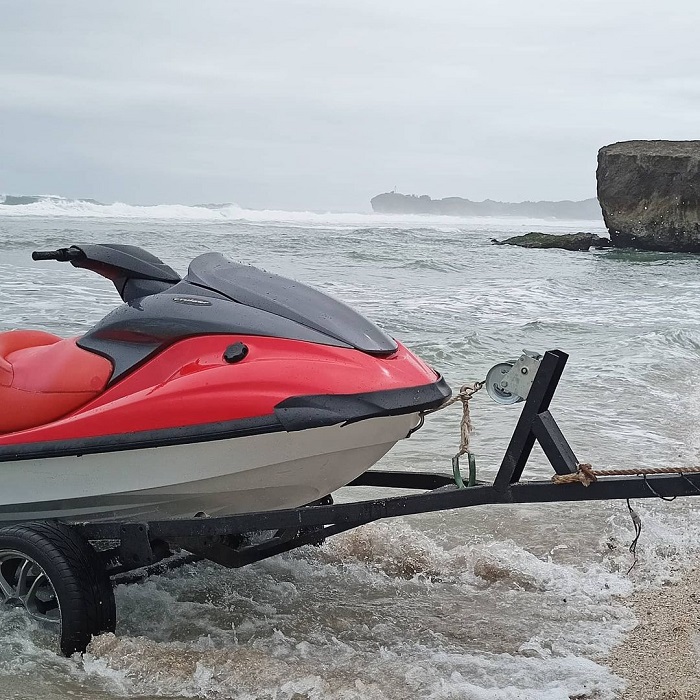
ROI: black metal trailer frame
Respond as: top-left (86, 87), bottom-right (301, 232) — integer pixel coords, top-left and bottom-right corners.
top-left (4, 348), bottom-right (699, 656)
top-left (75, 350), bottom-right (700, 574)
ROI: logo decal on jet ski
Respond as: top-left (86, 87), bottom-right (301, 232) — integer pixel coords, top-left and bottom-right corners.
top-left (172, 297), bottom-right (213, 306)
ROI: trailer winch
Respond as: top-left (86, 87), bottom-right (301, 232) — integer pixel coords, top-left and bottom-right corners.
top-left (485, 350), bottom-right (543, 404)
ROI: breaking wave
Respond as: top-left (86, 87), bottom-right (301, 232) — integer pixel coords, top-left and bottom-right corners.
top-left (0, 194), bottom-right (605, 231)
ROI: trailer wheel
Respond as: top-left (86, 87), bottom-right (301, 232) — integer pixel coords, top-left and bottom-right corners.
top-left (0, 521), bottom-right (116, 656)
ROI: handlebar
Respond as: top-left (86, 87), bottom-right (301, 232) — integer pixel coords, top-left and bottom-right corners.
top-left (31, 248), bottom-right (84, 262)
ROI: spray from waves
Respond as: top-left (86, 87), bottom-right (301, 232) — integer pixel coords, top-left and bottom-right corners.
top-left (3, 513), bottom-right (697, 699)
top-left (80, 631), bottom-right (626, 700)
top-left (315, 520), bottom-right (634, 598)
top-left (603, 500), bottom-right (700, 586)
top-left (70, 520), bottom-right (643, 700)
top-left (0, 195), bottom-right (606, 232)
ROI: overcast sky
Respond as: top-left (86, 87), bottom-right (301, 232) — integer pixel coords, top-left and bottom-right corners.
top-left (1, 1), bottom-right (699, 210)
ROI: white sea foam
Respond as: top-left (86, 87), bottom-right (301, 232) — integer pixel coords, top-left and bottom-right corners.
top-left (79, 631), bottom-right (628, 700)
top-left (0, 195), bottom-right (605, 232)
top-left (67, 520), bottom-right (641, 699)
top-left (0, 508), bottom-right (697, 699)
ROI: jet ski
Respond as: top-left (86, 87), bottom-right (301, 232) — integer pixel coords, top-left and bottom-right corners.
top-left (0, 244), bottom-right (450, 524)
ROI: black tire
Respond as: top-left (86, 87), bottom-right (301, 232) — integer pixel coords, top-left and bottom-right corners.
top-left (0, 521), bottom-right (116, 656)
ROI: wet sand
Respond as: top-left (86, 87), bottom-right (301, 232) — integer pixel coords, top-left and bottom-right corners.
top-left (608, 567), bottom-right (700, 699)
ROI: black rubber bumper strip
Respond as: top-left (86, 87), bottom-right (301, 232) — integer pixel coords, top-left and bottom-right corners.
top-left (274, 376), bottom-right (451, 431)
top-left (0, 377), bottom-right (451, 462)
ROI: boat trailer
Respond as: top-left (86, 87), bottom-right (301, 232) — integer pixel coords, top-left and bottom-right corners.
top-left (3, 349), bottom-right (700, 655)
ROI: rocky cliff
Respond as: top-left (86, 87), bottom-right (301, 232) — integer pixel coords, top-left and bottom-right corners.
top-left (597, 141), bottom-right (700, 252)
top-left (370, 192), bottom-right (601, 220)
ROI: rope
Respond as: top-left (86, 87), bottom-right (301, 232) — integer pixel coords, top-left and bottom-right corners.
top-left (552, 463), bottom-right (700, 486)
top-left (553, 464), bottom-right (700, 574)
top-left (625, 499), bottom-right (642, 574)
top-left (455, 382), bottom-right (485, 457)
top-left (426, 381), bottom-right (485, 456)
top-left (425, 381), bottom-right (485, 488)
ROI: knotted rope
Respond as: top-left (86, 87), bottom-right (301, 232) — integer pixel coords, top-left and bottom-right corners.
top-left (426, 381), bottom-right (485, 457)
top-left (552, 463), bottom-right (700, 487)
top-left (425, 381), bottom-right (485, 488)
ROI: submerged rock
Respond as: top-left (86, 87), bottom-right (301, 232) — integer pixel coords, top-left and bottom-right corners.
top-left (492, 232), bottom-right (612, 251)
top-left (597, 140), bottom-right (700, 253)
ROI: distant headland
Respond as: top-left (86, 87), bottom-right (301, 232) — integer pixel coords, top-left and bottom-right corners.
top-left (0, 194), bottom-right (103, 206)
top-left (370, 192), bottom-right (601, 220)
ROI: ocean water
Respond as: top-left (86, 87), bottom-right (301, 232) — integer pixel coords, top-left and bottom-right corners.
top-left (1, 200), bottom-right (699, 699)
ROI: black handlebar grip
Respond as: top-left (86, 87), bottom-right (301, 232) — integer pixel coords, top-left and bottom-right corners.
top-left (31, 248), bottom-right (82, 262)
top-left (32, 250), bottom-right (61, 260)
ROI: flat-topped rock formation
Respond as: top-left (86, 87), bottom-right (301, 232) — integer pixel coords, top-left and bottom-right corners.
top-left (597, 141), bottom-right (700, 252)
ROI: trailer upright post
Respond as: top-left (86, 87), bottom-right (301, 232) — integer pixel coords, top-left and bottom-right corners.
top-left (493, 350), bottom-right (578, 495)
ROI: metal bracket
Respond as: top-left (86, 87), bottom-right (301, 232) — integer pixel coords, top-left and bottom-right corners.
top-left (499, 351), bottom-right (542, 401)
top-left (118, 523), bottom-right (155, 568)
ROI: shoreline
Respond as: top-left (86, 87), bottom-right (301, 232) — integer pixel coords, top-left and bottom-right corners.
top-left (607, 567), bottom-right (700, 699)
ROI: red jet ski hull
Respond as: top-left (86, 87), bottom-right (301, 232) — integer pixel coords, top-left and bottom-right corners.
top-left (0, 335), bottom-right (445, 445)
top-left (0, 335), bottom-right (449, 523)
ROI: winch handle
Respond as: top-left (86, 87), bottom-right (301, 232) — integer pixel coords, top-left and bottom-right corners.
top-left (32, 247), bottom-right (84, 262)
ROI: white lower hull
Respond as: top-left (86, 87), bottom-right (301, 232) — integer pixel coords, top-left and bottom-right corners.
top-left (0, 414), bottom-right (419, 524)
